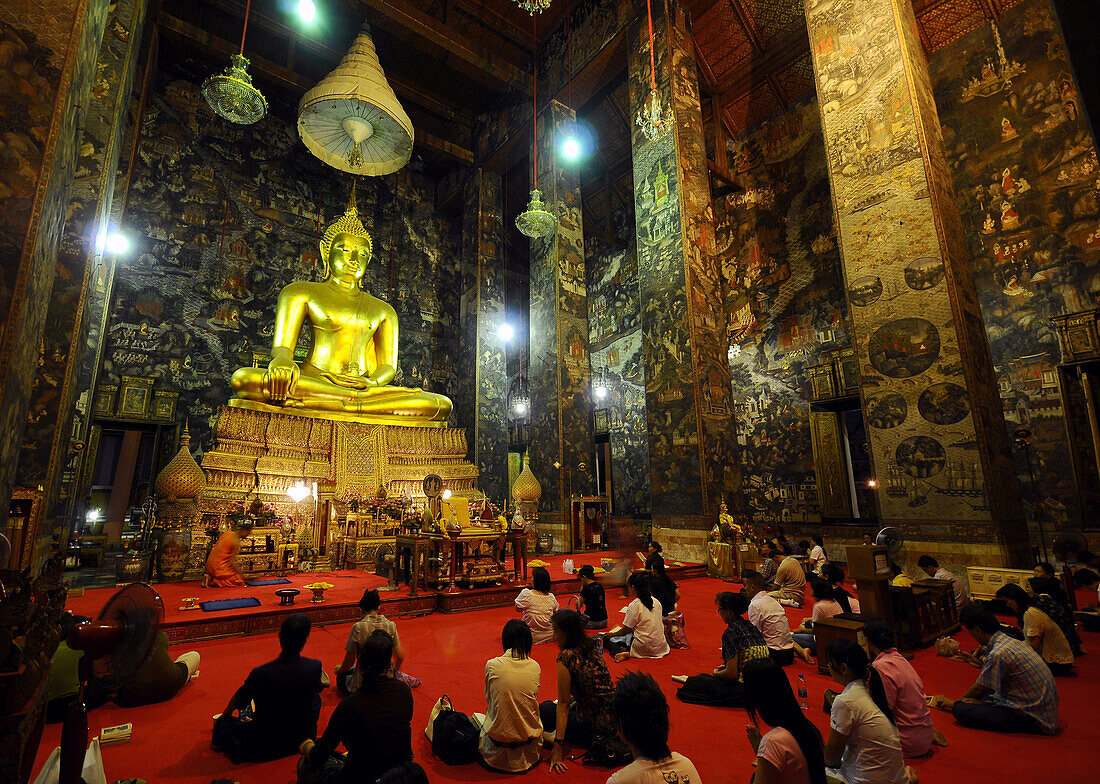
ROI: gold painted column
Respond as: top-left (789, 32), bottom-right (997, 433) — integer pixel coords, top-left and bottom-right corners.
top-left (528, 100), bottom-right (594, 544)
top-left (628, 1), bottom-right (740, 534)
top-left (0, 0), bottom-right (114, 561)
top-left (458, 170), bottom-right (509, 502)
top-left (803, 0), bottom-right (1028, 565)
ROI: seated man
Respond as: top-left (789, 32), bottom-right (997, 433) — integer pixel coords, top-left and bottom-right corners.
top-left (299, 629), bottom-right (414, 784)
top-left (213, 614), bottom-right (324, 762)
top-left (768, 550), bottom-right (806, 607)
top-left (916, 555), bottom-right (970, 611)
top-left (758, 545), bottom-right (778, 589)
top-left (928, 605), bottom-right (1059, 735)
top-left (115, 630), bottom-right (199, 707)
top-left (743, 570), bottom-right (812, 665)
top-left (864, 619), bottom-right (945, 756)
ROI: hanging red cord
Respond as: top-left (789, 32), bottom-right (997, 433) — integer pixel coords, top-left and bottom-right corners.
top-left (239, 0), bottom-right (252, 55)
top-left (532, 13), bottom-right (538, 189)
top-left (646, 0), bottom-right (658, 91)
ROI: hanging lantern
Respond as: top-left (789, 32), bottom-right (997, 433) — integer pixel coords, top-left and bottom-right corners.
top-left (635, 0), bottom-right (672, 141)
top-left (297, 23), bottom-right (414, 176)
top-left (514, 0), bottom-right (552, 13)
top-left (516, 188), bottom-right (556, 238)
top-left (516, 14), bottom-right (556, 239)
top-left (202, 1), bottom-right (267, 125)
top-left (509, 376), bottom-right (532, 421)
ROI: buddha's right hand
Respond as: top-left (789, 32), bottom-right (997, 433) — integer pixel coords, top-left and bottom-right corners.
top-left (265, 358), bottom-right (299, 402)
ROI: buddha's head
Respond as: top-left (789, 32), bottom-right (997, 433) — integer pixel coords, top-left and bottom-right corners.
top-left (320, 186), bottom-right (373, 287)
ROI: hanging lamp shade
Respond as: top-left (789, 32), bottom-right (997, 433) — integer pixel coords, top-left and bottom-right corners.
top-left (297, 24), bottom-right (414, 176)
top-left (516, 188), bottom-right (556, 238)
top-left (203, 53), bottom-right (268, 125)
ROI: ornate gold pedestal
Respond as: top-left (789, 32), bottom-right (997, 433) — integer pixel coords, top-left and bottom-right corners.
top-left (200, 405), bottom-right (478, 501)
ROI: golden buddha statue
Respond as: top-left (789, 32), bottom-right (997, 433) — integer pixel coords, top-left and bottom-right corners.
top-left (230, 186), bottom-right (452, 423)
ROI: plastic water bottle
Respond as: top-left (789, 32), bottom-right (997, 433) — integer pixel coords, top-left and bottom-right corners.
top-left (595, 635), bottom-right (604, 656)
top-left (797, 674), bottom-right (808, 710)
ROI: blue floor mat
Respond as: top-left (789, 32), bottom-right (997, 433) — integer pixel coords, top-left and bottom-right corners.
top-left (199, 597), bottom-right (262, 612)
top-left (245, 578), bottom-right (292, 586)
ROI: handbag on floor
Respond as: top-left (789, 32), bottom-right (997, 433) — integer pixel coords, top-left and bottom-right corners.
top-left (582, 735), bottom-right (634, 767)
top-left (664, 610), bottom-right (690, 649)
top-left (427, 695), bottom-right (479, 765)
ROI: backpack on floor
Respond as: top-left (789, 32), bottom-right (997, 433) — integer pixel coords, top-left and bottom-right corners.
top-left (429, 695), bottom-right (479, 765)
top-left (582, 735), bottom-right (634, 767)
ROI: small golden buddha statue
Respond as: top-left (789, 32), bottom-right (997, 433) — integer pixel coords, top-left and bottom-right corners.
top-left (230, 186), bottom-right (452, 423)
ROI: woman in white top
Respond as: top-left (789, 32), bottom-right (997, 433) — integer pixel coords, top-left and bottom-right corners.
top-left (824, 639), bottom-right (914, 784)
top-left (606, 671), bottom-right (700, 784)
top-left (477, 619), bottom-right (543, 772)
top-left (808, 534), bottom-right (828, 575)
top-left (742, 656), bottom-right (826, 784)
top-left (514, 566), bottom-right (559, 644)
top-left (603, 572), bottom-right (670, 663)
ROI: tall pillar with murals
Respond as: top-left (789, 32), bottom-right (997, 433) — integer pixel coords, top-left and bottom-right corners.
top-left (527, 100), bottom-right (595, 550)
top-left (628, 0), bottom-right (740, 562)
top-left (0, 0), bottom-right (118, 571)
top-left (802, 0), bottom-right (1029, 567)
top-left (458, 169), bottom-right (509, 503)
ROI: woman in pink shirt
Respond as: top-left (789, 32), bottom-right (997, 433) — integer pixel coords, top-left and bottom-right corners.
top-left (864, 619), bottom-right (944, 757)
top-left (742, 657), bottom-right (826, 784)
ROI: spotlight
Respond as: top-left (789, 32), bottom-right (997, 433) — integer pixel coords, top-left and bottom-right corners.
top-left (497, 322), bottom-right (515, 342)
top-left (298, 0), bottom-right (316, 23)
top-left (442, 488), bottom-right (453, 500)
top-left (105, 232), bottom-right (130, 255)
top-left (867, 479), bottom-right (878, 489)
top-left (561, 135), bottom-right (581, 160)
top-left (594, 384), bottom-right (608, 400)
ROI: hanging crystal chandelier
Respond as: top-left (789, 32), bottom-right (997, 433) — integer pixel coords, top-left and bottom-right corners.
top-left (514, 0), bottom-right (552, 13)
top-left (636, 0), bottom-right (672, 141)
top-left (515, 14), bottom-right (557, 238)
top-left (203, 0), bottom-right (267, 124)
top-left (516, 188), bottom-right (556, 238)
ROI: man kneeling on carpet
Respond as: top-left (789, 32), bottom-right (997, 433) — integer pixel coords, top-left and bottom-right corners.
top-left (926, 604), bottom-right (1059, 735)
top-left (299, 629), bottom-right (415, 784)
top-left (203, 521), bottom-right (253, 588)
top-left (213, 613), bottom-right (324, 762)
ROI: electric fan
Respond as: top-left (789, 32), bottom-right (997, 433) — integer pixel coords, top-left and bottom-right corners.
top-left (373, 542), bottom-right (395, 580)
top-left (60, 582), bottom-right (164, 784)
top-left (1052, 531), bottom-right (1088, 565)
top-left (875, 526), bottom-right (907, 574)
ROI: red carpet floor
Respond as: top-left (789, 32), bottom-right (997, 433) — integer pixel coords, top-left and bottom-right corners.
top-left (35, 576), bottom-right (1099, 784)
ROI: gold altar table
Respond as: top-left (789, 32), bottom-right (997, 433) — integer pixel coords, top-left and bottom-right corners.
top-left (394, 529), bottom-right (528, 596)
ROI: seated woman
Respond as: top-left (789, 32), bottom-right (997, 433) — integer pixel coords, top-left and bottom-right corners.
top-left (336, 589), bottom-right (416, 695)
top-left (1030, 562), bottom-right (1069, 606)
top-left (602, 572), bottom-right (670, 663)
top-left (824, 639), bottom-right (914, 784)
top-left (995, 583), bottom-right (1076, 675)
top-left (475, 619), bottom-right (543, 773)
top-left (115, 630), bottom-right (200, 707)
top-left (821, 563), bottom-right (859, 614)
top-left (649, 560), bottom-right (680, 616)
top-left (298, 629), bottom-right (414, 784)
top-left (514, 566), bottom-right (559, 644)
top-left (607, 672), bottom-right (700, 783)
top-left (742, 656), bottom-right (827, 784)
top-left (576, 564), bottom-right (608, 629)
top-left (808, 534), bottom-right (829, 576)
top-left (792, 580), bottom-right (847, 655)
top-left (543, 609), bottom-right (616, 772)
top-left (203, 522), bottom-right (253, 588)
top-left (672, 591), bottom-right (770, 707)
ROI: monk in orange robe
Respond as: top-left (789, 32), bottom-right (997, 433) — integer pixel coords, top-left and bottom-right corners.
top-left (203, 523), bottom-right (253, 587)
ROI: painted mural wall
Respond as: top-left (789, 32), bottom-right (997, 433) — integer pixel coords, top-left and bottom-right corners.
top-left (586, 226), bottom-right (651, 516)
top-left (717, 98), bottom-right (850, 525)
top-left (930, 0), bottom-right (1100, 526)
top-left (98, 60), bottom-right (463, 454)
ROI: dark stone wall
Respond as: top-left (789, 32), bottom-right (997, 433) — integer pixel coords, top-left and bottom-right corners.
top-left (930, 0), bottom-right (1100, 528)
top-left (715, 98), bottom-right (851, 526)
top-left (97, 59), bottom-right (463, 455)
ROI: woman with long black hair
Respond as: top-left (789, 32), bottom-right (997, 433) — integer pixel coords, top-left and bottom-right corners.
top-left (995, 582), bottom-right (1076, 675)
top-left (602, 572), bottom-right (670, 662)
top-left (824, 639), bottom-right (913, 784)
top-left (742, 656), bottom-right (826, 784)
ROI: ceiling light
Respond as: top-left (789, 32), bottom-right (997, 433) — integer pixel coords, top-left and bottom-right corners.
top-left (106, 232), bottom-right (130, 255)
top-left (498, 322), bottom-right (515, 342)
top-left (442, 488), bottom-right (453, 499)
top-left (298, 0), bottom-right (316, 23)
top-left (513, 401), bottom-right (529, 416)
top-left (561, 135), bottom-right (580, 160)
top-left (594, 384), bottom-right (608, 400)
top-left (287, 479), bottom-right (312, 503)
